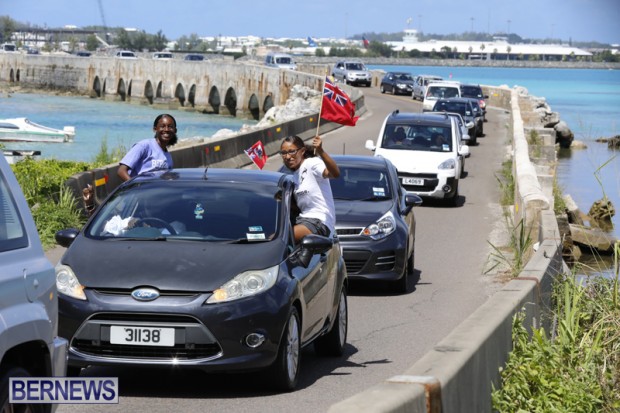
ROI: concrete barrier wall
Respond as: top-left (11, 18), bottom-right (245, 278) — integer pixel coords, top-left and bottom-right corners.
top-left (328, 86), bottom-right (566, 413)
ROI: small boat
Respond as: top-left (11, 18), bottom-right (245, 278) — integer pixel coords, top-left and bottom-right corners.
top-left (0, 118), bottom-right (75, 143)
top-left (3, 149), bottom-right (42, 164)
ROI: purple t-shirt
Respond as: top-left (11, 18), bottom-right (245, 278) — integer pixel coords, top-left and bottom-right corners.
top-left (119, 138), bottom-right (173, 178)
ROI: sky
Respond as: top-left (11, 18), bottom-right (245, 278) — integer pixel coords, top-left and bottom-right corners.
top-left (2, 0), bottom-right (619, 44)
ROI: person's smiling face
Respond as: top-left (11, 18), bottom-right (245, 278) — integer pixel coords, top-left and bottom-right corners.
top-left (280, 141), bottom-right (305, 171)
top-left (154, 116), bottom-right (177, 148)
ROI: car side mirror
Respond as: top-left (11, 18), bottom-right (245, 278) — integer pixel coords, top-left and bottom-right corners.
top-left (55, 228), bottom-right (80, 248)
top-left (459, 145), bottom-right (470, 157)
top-left (465, 121), bottom-right (475, 129)
top-left (402, 194), bottom-right (423, 214)
top-left (290, 234), bottom-right (333, 268)
top-left (365, 139), bottom-right (376, 151)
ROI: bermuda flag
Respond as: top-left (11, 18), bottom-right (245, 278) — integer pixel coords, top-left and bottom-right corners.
top-left (362, 36), bottom-right (369, 48)
top-left (321, 77), bottom-right (359, 127)
top-left (245, 140), bottom-right (268, 169)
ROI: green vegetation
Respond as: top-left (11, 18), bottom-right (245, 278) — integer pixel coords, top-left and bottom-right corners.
top-left (492, 247), bottom-right (620, 412)
top-left (9, 139), bottom-right (127, 249)
top-left (496, 159), bottom-right (515, 207)
top-left (10, 158), bottom-right (90, 248)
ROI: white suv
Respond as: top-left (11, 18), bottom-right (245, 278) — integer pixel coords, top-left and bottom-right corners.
top-left (331, 60), bottom-right (372, 87)
top-left (365, 111), bottom-right (469, 206)
top-left (422, 81), bottom-right (461, 112)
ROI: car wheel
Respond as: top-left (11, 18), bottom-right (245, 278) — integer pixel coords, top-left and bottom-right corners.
top-left (0, 366), bottom-right (46, 413)
top-left (67, 366), bottom-right (83, 377)
top-left (449, 181), bottom-right (460, 207)
top-left (314, 287), bottom-right (348, 357)
top-left (460, 158), bottom-right (466, 178)
top-left (391, 250), bottom-right (409, 293)
top-left (391, 87), bottom-right (396, 95)
top-left (270, 308), bottom-right (301, 392)
top-left (380, 85), bottom-right (385, 93)
top-left (407, 248), bottom-right (415, 276)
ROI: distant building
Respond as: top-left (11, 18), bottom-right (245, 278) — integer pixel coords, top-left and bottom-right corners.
top-left (387, 29), bottom-right (593, 61)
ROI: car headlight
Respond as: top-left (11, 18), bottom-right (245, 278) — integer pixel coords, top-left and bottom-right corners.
top-left (207, 265), bottom-right (278, 304)
top-left (361, 211), bottom-right (396, 240)
top-left (396, 83), bottom-right (407, 88)
top-left (55, 264), bottom-right (86, 300)
top-left (438, 158), bottom-right (456, 170)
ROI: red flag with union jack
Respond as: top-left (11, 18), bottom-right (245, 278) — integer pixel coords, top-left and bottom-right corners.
top-left (321, 77), bottom-right (359, 126)
top-left (244, 140), bottom-right (268, 169)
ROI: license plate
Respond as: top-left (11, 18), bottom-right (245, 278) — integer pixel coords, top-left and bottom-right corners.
top-left (110, 326), bottom-right (175, 347)
top-left (402, 177), bottom-right (424, 186)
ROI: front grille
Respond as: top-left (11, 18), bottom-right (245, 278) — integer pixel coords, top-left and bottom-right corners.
top-left (336, 227), bottom-right (363, 237)
top-left (93, 288), bottom-right (200, 298)
top-left (72, 339), bottom-right (220, 360)
top-left (398, 172), bottom-right (439, 192)
top-left (89, 313), bottom-right (200, 324)
top-left (344, 258), bottom-right (367, 274)
top-left (343, 251), bottom-right (397, 275)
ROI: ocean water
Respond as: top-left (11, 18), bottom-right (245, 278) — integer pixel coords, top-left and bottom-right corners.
top-left (0, 93), bottom-right (255, 162)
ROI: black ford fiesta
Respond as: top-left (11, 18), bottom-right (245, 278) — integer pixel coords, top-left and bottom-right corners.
top-left (55, 168), bottom-right (347, 391)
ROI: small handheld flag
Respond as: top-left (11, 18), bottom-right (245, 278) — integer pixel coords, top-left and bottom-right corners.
top-left (320, 77), bottom-right (359, 127)
top-left (244, 140), bottom-right (268, 169)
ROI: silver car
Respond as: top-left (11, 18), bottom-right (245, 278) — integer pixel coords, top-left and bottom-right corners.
top-left (412, 74), bottom-right (443, 100)
top-left (332, 60), bottom-right (372, 87)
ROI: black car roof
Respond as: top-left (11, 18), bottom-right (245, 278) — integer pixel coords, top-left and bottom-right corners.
top-left (385, 111), bottom-right (452, 127)
top-left (130, 168), bottom-right (291, 188)
top-left (331, 155), bottom-right (390, 169)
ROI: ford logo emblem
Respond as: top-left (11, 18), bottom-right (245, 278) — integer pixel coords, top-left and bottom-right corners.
top-left (131, 288), bottom-right (160, 301)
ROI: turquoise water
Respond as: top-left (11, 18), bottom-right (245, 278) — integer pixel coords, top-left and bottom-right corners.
top-left (0, 93), bottom-right (255, 162)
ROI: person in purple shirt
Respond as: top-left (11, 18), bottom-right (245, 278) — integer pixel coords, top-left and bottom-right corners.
top-left (117, 113), bottom-right (178, 181)
top-left (83, 114), bottom-right (178, 215)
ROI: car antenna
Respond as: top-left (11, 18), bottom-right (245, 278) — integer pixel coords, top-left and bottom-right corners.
top-left (392, 109), bottom-right (399, 115)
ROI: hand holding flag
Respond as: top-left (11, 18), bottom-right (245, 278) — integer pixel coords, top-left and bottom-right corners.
top-left (244, 140), bottom-right (268, 169)
top-left (320, 77), bottom-right (359, 127)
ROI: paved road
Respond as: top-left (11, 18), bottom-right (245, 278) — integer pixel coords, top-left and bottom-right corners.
top-left (54, 86), bottom-right (510, 413)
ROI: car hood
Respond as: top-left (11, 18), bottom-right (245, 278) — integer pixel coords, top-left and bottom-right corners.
top-left (61, 236), bottom-right (286, 291)
top-left (333, 199), bottom-right (393, 227)
top-left (374, 150), bottom-right (454, 174)
top-left (346, 70), bottom-right (370, 76)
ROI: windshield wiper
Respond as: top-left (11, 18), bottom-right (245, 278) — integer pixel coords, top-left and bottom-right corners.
top-left (360, 196), bottom-right (391, 201)
top-left (109, 236), bottom-right (168, 241)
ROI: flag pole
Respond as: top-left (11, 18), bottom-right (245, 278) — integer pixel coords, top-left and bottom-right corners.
top-left (314, 73), bottom-right (329, 155)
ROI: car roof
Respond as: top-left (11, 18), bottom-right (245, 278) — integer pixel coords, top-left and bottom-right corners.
top-left (130, 168), bottom-right (290, 188)
top-left (331, 154), bottom-right (391, 169)
top-left (385, 111), bottom-right (452, 127)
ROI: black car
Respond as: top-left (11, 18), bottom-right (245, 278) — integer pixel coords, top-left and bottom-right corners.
top-left (329, 155), bottom-right (422, 293)
top-left (184, 53), bottom-right (204, 61)
top-left (55, 168), bottom-right (347, 391)
top-left (432, 98), bottom-right (481, 144)
top-left (459, 84), bottom-right (488, 121)
top-left (463, 97), bottom-right (484, 137)
top-left (380, 72), bottom-right (415, 95)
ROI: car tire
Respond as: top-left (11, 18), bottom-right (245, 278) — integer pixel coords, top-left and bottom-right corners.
top-left (391, 87), bottom-right (396, 95)
top-left (0, 366), bottom-right (47, 413)
top-left (314, 288), bottom-right (348, 357)
top-left (380, 85), bottom-right (385, 93)
top-left (391, 251), bottom-right (409, 294)
top-left (449, 181), bottom-right (460, 207)
top-left (270, 308), bottom-right (301, 392)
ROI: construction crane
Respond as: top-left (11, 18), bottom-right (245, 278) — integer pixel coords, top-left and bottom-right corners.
top-left (96, 0), bottom-right (110, 47)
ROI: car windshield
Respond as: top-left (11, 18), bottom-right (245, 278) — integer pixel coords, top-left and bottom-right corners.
top-left (460, 86), bottom-right (483, 98)
top-left (346, 63), bottom-right (365, 70)
top-left (427, 86), bottom-right (459, 99)
top-left (86, 181), bottom-right (280, 242)
top-left (381, 124), bottom-right (453, 153)
top-left (434, 102), bottom-right (472, 117)
top-left (330, 166), bottom-right (392, 201)
top-left (276, 57), bottom-right (292, 64)
top-left (397, 74), bottom-right (413, 81)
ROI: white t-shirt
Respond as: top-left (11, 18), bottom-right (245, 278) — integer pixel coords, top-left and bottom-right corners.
top-left (293, 157), bottom-right (336, 233)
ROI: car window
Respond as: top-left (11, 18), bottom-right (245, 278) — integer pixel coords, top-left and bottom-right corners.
top-left (330, 167), bottom-right (392, 201)
top-left (382, 124), bottom-right (452, 153)
top-left (86, 182), bottom-right (280, 241)
top-left (0, 172), bottom-right (28, 251)
top-left (460, 86), bottom-right (483, 98)
top-left (398, 74), bottom-right (413, 81)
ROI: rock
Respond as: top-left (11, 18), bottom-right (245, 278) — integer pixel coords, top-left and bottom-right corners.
top-left (554, 120), bottom-right (574, 148)
top-left (563, 194), bottom-right (585, 226)
top-left (570, 140), bottom-right (588, 149)
top-left (588, 198), bottom-right (615, 231)
top-left (569, 224), bottom-right (618, 254)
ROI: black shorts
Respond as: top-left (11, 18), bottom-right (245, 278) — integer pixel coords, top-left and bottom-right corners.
top-left (296, 217), bottom-right (330, 237)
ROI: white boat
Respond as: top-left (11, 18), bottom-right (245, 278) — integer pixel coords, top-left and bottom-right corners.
top-left (2, 149), bottom-right (42, 164)
top-left (0, 118), bottom-right (75, 143)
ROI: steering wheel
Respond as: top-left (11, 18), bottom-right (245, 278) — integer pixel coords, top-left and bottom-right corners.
top-left (134, 218), bottom-right (177, 235)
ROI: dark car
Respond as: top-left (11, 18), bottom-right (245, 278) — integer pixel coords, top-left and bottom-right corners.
top-left (54, 168), bottom-right (348, 391)
top-left (459, 84), bottom-right (488, 121)
top-left (380, 72), bottom-right (415, 96)
top-left (184, 53), bottom-right (205, 61)
top-left (463, 97), bottom-right (484, 137)
top-left (75, 51), bottom-right (91, 57)
top-left (432, 98), bottom-right (481, 144)
top-left (329, 155), bottom-right (422, 293)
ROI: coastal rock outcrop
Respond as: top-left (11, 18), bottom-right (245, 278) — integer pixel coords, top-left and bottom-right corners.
top-left (554, 120), bottom-right (574, 148)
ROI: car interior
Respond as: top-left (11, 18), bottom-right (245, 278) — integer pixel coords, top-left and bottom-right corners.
top-left (330, 167), bottom-right (391, 201)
